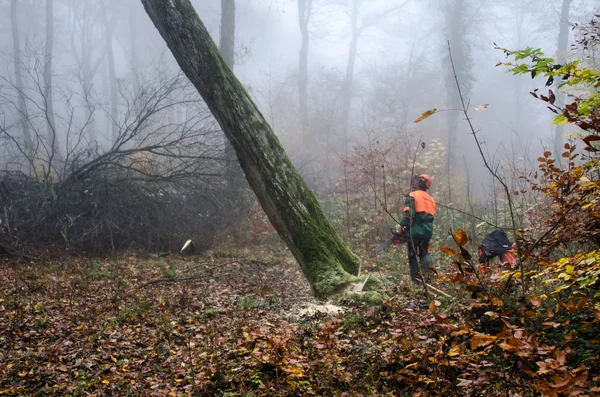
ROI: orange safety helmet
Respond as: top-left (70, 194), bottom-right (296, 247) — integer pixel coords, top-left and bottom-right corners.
top-left (419, 174), bottom-right (432, 190)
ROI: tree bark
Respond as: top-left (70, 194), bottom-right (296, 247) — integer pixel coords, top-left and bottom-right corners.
top-left (298, 0), bottom-right (312, 154)
top-left (139, 0), bottom-right (362, 296)
top-left (10, 0), bottom-right (33, 153)
top-left (44, 0), bottom-right (62, 171)
top-left (554, 0), bottom-right (573, 154)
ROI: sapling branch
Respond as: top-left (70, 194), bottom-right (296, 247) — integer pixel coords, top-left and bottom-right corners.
top-left (449, 229), bottom-right (490, 299)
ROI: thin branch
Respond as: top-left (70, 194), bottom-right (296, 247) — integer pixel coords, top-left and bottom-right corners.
top-left (436, 201), bottom-right (514, 230)
top-left (447, 40), bottom-right (525, 301)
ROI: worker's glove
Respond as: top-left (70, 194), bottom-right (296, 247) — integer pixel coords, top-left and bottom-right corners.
top-left (391, 226), bottom-right (405, 244)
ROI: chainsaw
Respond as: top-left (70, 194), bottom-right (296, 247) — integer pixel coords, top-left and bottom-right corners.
top-left (374, 226), bottom-right (406, 254)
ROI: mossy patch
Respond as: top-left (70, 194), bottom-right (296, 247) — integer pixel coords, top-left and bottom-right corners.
top-left (363, 275), bottom-right (384, 291)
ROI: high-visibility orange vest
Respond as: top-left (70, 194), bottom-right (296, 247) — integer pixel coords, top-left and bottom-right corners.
top-left (406, 190), bottom-right (436, 216)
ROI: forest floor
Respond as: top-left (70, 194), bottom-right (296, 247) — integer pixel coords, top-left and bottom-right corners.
top-left (0, 249), bottom-right (532, 396)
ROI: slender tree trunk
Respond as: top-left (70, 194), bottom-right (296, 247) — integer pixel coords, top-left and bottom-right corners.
top-left (219, 0), bottom-right (246, 202)
top-left (81, 50), bottom-right (98, 144)
top-left (340, 0), bottom-right (361, 144)
top-left (446, 90), bottom-right (460, 173)
top-left (445, 0), bottom-right (467, 173)
top-left (219, 0), bottom-right (235, 67)
top-left (554, 0), bottom-right (573, 154)
top-left (298, 0), bottom-right (312, 155)
top-left (44, 0), bottom-right (62, 172)
top-left (10, 0), bottom-right (33, 154)
top-left (340, 0), bottom-right (361, 233)
top-left (102, 1), bottom-right (118, 142)
top-left (130, 2), bottom-right (142, 114)
top-left (140, 0), bottom-right (362, 296)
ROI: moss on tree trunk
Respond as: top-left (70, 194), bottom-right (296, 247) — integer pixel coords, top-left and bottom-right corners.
top-left (140, 0), bottom-right (362, 296)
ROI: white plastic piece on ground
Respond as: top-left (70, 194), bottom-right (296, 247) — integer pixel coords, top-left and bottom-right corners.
top-left (180, 239), bottom-right (194, 254)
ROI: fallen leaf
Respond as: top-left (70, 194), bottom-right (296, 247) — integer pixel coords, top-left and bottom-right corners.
top-left (470, 334), bottom-right (497, 350)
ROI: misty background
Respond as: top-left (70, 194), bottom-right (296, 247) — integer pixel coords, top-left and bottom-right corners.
top-left (0, 0), bottom-right (598, 254)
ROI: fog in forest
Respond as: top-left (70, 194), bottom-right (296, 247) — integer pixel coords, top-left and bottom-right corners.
top-left (0, 0), bottom-right (598, 252)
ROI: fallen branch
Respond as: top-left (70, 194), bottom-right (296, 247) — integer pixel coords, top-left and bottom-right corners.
top-left (426, 283), bottom-right (456, 300)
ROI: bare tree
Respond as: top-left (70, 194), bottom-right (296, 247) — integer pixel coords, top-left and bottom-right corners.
top-left (339, 0), bottom-right (408, 144)
top-left (140, 0), bottom-right (364, 297)
top-left (338, 0), bottom-right (407, 230)
top-left (64, 0), bottom-right (108, 143)
top-left (0, 49), bottom-right (227, 254)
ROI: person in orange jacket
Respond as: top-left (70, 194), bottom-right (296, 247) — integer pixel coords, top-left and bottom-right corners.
top-left (399, 174), bottom-right (436, 282)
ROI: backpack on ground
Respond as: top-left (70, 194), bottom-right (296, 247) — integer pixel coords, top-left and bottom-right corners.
top-left (478, 229), bottom-right (515, 266)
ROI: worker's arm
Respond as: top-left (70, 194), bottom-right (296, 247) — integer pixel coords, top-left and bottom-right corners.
top-left (399, 195), bottom-right (415, 229)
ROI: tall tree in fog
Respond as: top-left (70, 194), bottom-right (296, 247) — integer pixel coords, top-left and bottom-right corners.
top-left (66, 0), bottom-right (107, 143)
top-left (337, 0), bottom-right (406, 228)
top-left (443, 0), bottom-right (473, 173)
top-left (220, 0), bottom-right (235, 67)
top-left (101, 0), bottom-right (118, 142)
top-left (340, 0), bottom-right (362, 144)
top-left (219, 0), bottom-right (247, 200)
top-left (140, 0), bottom-right (364, 297)
top-left (298, 0), bottom-right (312, 151)
top-left (10, 0), bottom-right (32, 152)
top-left (129, 1), bottom-right (142, 107)
top-left (554, 0), bottom-right (573, 152)
top-left (44, 0), bottom-right (62, 165)
top-left (340, 0), bottom-right (407, 144)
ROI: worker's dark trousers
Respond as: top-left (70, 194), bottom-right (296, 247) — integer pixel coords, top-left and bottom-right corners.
top-left (407, 238), bottom-right (431, 282)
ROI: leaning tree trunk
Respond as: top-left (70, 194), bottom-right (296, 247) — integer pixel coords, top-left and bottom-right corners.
top-left (140, 0), bottom-right (361, 296)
